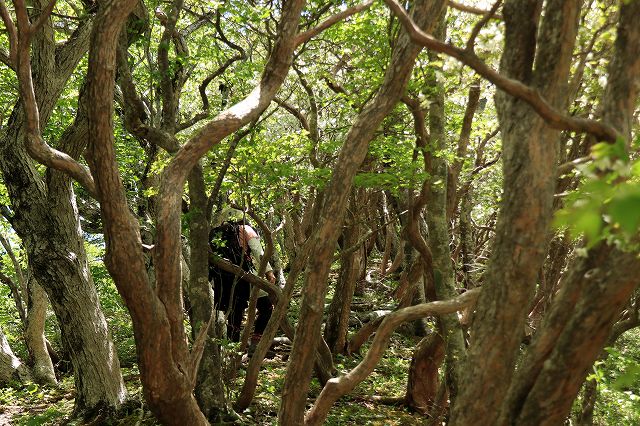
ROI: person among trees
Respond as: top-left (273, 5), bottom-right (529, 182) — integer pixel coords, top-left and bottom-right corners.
top-left (208, 208), bottom-right (277, 343)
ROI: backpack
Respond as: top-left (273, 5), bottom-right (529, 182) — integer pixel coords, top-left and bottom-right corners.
top-left (209, 222), bottom-right (253, 271)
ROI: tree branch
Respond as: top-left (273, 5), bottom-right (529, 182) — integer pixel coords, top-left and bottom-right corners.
top-left (31, 0), bottom-right (57, 34)
top-left (294, 0), bottom-right (374, 46)
top-left (305, 288), bottom-right (481, 425)
top-left (10, 0), bottom-right (97, 198)
top-left (0, 0), bottom-right (18, 68)
top-left (275, 98), bottom-right (310, 131)
top-left (465, 0), bottom-right (501, 52)
top-left (448, 0), bottom-right (502, 20)
top-left (384, 0), bottom-right (620, 143)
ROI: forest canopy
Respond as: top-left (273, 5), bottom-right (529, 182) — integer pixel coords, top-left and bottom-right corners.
top-left (0, 0), bottom-right (639, 424)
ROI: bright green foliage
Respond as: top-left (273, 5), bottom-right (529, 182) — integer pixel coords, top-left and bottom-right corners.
top-left (554, 137), bottom-right (640, 247)
top-left (582, 330), bottom-right (640, 425)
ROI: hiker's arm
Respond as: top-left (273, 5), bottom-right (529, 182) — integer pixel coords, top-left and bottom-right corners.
top-left (242, 225), bottom-right (276, 283)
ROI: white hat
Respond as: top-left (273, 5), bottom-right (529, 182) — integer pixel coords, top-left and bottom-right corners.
top-left (222, 207), bottom-right (244, 222)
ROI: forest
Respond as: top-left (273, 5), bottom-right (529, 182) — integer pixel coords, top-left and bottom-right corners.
top-left (0, 0), bottom-right (639, 424)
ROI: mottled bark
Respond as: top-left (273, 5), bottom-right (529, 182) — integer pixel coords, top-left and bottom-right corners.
top-left (404, 333), bottom-right (445, 414)
top-left (278, 1), bottom-right (447, 424)
top-left (499, 244), bottom-right (640, 425)
top-left (497, 3), bottom-right (640, 422)
top-left (186, 163), bottom-right (230, 421)
top-left (84, 0), bottom-right (304, 422)
top-left (24, 274), bottom-right (56, 385)
top-left (86, 0), bottom-right (206, 423)
top-left (324, 197), bottom-right (363, 354)
top-left (424, 24), bottom-right (466, 400)
top-left (0, 1), bottom-right (126, 412)
top-left (450, 2), bottom-right (581, 424)
top-left (0, 327), bottom-right (30, 385)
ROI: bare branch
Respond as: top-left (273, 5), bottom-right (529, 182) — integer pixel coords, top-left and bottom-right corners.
top-left (305, 288), bottom-right (481, 425)
top-left (448, 0), bottom-right (503, 19)
top-left (465, 0), bottom-right (502, 51)
top-left (31, 0), bottom-right (57, 34)
top-left (557, 155), bottom-right (591, 174)
top-left (275, 98), bottom-right (310, 131)
top-left (116, 40), bottom-right (180, 153)
top-left (0, 0), bottom-right (18, 67)
top-left (10, 0), bottom-right (97, 198)
top-left (294, 0), bottom-right (374, 46)
top-left (24, 135), bottom-right (98, 198)
top-left (214, 10), bottom-right (245, 54)
top-left (209, 256), bottom-right (282, 300)
top-left (193, 53), bottom-right (245, 118)
top-left (178, 12), bottom-right (247, 131)
top-left (12, 0), bottom-right (29, 32)
top-left (384, 0), bottom-right (620, 143)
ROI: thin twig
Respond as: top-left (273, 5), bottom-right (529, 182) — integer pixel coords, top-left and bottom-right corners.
top-left (465, 0), bottom-right (502, 52)
top-left (448, 0), bottom-right (503, 20)
top-left (294, 0), bottom-right (374, 46)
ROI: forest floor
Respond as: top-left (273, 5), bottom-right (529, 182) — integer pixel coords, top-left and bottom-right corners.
top-left (1, 270), bottom-right (433, 425)
top-left (0, 337), bottom-right (429, 426)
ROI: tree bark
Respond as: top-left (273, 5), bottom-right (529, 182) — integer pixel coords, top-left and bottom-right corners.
top-left (0, 327), bottom-right (30, 385)
top-left (324, 196), bottom-right (363, 354)
top-left (186, 163), bottom-right (231, 421)
top-left (450, 2), bottom-right (581, 424)
top-left (498, 244), bottom-right (640, 425)
top-left (496, 3), bottom-right (640, 422)
top-left (24, 273), bottom-right (57, 386)
top-left (278, 1), bottom-right (446, 423)
top-left (423, 21), bottom-right (467, 400)
top-left (83, 0), bottom-right (305, 422)
top-left (404, 332), bottom-right (445, 414)
top-left (0, 4), bottom-right (127, 411)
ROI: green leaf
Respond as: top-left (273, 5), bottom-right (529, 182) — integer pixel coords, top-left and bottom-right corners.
top-left (609, 191), bottom-right (640, 235)
top-left (573, 209), bottom-right (602, 244)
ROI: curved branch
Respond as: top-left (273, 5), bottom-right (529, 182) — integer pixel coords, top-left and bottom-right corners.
top-left (384, 0), bottom-right (620, 143)
top-left (25, 137), bottom-right (98, 198)
top-left (465, 0), bottom-right (501, 51)
top-left (0, 0), bottom-right (17, 68)
top-left (448, 0), bottom-right (503, 19)
top-left (153, 1), bottom-right (305, 377)
top-left (209, 256), bottom-right (282, 302)
top-left (11, 0), bottom-right (98, 199)
top-left (305, 288), bottom-right (481, 425)
top-left (194, 52), bottom-right (245, 118)
top-left (116, 40), bottom-right (180, 153)
top-left (294, 0), bottom-right (374, 46)
top-left (275, 98), bottom-right (310, 131)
